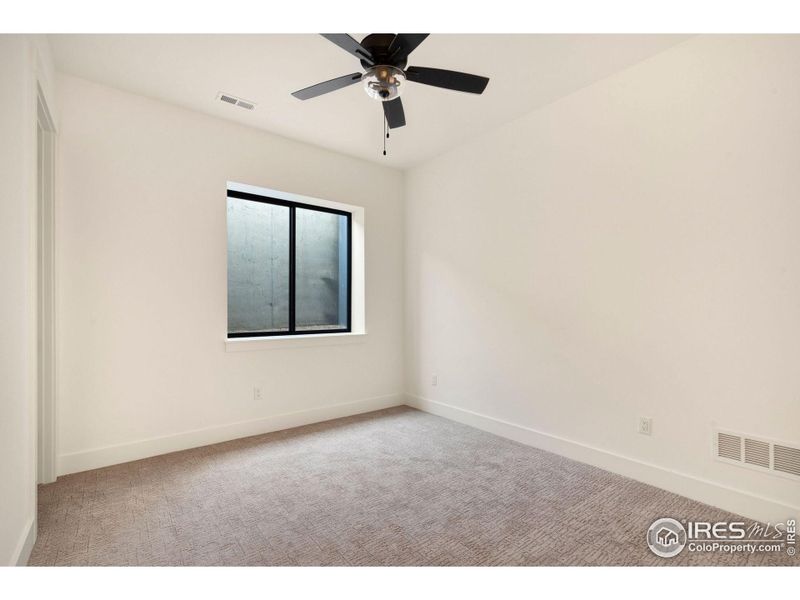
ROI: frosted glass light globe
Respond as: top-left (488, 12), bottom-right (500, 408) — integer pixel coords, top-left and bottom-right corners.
top-left (362, 65), bottom-right (405, 101)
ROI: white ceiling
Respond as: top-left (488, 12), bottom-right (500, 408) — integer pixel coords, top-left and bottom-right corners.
top-left (49, 34), bottom-right (691, 169)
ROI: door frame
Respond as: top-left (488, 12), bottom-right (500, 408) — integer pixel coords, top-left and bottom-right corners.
top-left (37, 83), bottom-right (57, 484)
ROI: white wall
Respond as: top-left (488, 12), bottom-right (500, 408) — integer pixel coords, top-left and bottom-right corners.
top-left (56, 74), bottom-right (405, 474)
top-left (0, 35), bottom-right (56, 565)
top-left (405, 35), bottom-right (800, 523)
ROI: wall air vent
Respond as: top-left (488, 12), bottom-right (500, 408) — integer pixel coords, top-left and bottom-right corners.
top-left (773, 445), bottom-right (800, 478)
top-left (744, 438), bottom-right (770, 468)
top-left (717, 432), bottom-right (742, 462)
top-left (714, 429), bottom-right (800, 480)
top-left (217, 92), bottom-right (257, 111)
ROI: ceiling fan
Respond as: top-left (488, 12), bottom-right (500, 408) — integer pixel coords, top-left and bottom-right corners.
top-left (291, 34), bottom-right (490, 129)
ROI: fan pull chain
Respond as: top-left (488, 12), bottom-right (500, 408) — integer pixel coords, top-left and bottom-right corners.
top-left (383, 117), bottom-right (387, 156)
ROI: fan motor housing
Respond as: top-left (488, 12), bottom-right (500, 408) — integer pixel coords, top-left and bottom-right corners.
top-left (359, 33), bottom-right (408, 69)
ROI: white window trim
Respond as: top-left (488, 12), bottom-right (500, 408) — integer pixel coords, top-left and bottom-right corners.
top-left (225, 331), bottom-right (367, 352)
top-left (225, 181), bottom-right (366, 348)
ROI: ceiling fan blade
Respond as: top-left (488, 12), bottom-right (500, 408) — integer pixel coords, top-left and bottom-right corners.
top-left (321, 34), bottom-right (375, 65)
top-left (291, 73), bottom-right (362, 100)
top-left (406, 66), bottom-right (489, 94)
top-left (383, 98), bottom-right (406, 129)
top-left (387, 34), bottom-right (429, 61)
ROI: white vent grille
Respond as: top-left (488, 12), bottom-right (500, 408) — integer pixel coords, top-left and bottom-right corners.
top-left (744, 438), bottom-right (770, 468)
top-left (217, 92), bottom-right (256, 111)
top-left (717, 432), bottom-right (741, 461)
top-left (774, 445), bottom-right (800, 477)
top-left (714, 429), bottom-right (800, 480)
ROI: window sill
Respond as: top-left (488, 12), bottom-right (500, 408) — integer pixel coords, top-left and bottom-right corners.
top-left (225, 331), bottom-right (366, 352)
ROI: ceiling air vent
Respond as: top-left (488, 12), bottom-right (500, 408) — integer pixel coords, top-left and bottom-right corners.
top-left (714, 429), bottom-right (800, 480)
top-left (217, 92), bottom-right (256, 111)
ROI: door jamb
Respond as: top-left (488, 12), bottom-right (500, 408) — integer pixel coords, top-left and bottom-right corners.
top-left (37, 82), bottom-right (57, 485)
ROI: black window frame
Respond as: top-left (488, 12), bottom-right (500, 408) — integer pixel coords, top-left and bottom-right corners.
top-left (226, 189), bottom-right (352, 338)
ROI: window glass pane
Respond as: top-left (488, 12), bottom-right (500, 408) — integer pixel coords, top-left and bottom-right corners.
top-left (227, 197), bottom-right (290, 334)
top-left (295, 208), bottom-right (349, 331)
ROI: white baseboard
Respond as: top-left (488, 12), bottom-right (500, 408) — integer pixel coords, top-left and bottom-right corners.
top-left (58, 393), bottom-right (404, 476)
top-left (406, 395), bottom-right (799, 525)
top-left (12, 517), bottom-right (36, 566)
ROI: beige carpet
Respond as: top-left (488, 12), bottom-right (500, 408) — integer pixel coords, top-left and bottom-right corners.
top-left (30, 406), bottom-right (796, 566)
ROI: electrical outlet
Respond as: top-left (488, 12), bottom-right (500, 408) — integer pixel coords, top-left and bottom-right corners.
top-left (638, 416), bottom-right (653, 436)
top-left (431, 374), bottom-right (438, 387)
top-left (254, 387), bottom-right (262, 401)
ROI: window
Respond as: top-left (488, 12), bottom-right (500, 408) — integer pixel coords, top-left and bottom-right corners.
top-left (227, 189), bottom-right (351, 338)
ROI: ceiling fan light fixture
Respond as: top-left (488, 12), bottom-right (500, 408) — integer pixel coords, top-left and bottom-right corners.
top-left (292, 34), bottom-right (490, 132)
top-left (361, 65), bottom-right (405, 101)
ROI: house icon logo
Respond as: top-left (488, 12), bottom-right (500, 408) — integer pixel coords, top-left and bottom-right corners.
top-left (647, 518), bottom-right (687, 558)
top-left (657, 527), bottom-right (679, 546)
